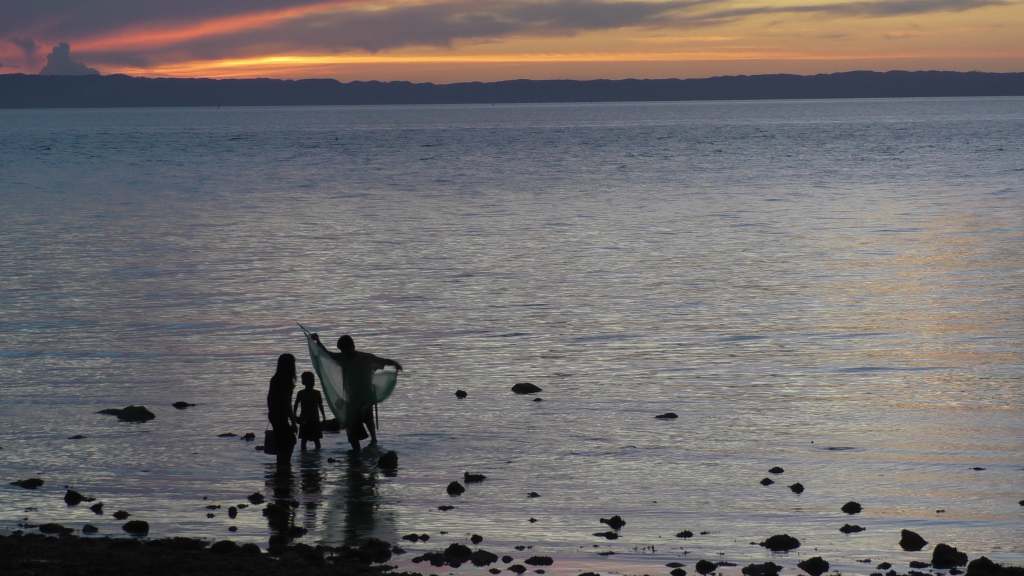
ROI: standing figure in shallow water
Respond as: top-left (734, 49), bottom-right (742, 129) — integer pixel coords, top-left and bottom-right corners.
top-left (293, 371), bottom-right (327, 451)
top-left (267, 353), bottom-right (298, 469)
top-left (311, 333), bottom-right (402, 454)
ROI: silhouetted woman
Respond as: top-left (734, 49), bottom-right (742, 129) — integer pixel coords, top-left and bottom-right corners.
top-left (267, 353), bottom-right (298, 469)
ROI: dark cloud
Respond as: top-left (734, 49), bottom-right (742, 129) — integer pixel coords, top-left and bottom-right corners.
top-left (679, 0), bottom-right (1007, 25)
top-left (40, 42), bottom-right (99, 75)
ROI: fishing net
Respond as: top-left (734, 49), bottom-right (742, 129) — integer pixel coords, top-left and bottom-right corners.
top-left (303, 329), bottom-right (398, 427)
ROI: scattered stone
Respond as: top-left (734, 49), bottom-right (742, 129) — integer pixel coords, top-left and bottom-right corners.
top-left (512, 383), bottom-right (542, 394)
top-left (667, 562), bottom-right (685, 568)
top-left (528, 517), bottom-right (537, 523)
top-left (581, 572), bottom-right (601, 576)
top-left (655, 412), bottom-right (679, 419)
top-left (593, 531), bottom-right (618, 540)
top-left (877, 562), bottom-right (893, 570)
top-left (247, 492), bottom-right (265, 505)
top-left (525, 556), bottom-right (554, 566)
top-left (840, 524), bottom-right (865, 534)
top-left (228, 506), bottom-right (237, 519)
top-left (491, 570), bottom-right (502, 575)
top-left (966, 556), bottom-right (1024, 576)
top-left (470, 534), bottom-right (484, 544)
top-left (933, 543), bottom-right (969, 569)
top-left (471, 549), bottom-right (500, 566)
top-left (503, 555), bottom-right (514, 563)
top-left (841, 501), bottom-right (863, 514)
top-left (789, 483), bottom-right (804, 494)
top-left (742, 562), bottom-right (783, 576)
top-left (760, 478), bottom-right (774, 486)
top-left (228, 526), bottom-right (237, 532)
top-left (241, 433), bottom-right (255, 441)
top-left (11, 478), bottom-right (44, 489)
top-left (464, 472), bottom-right (486, 483)
top-left (760, 534), bottom-right (800, 552)
top-left (64, 489), bottom-right (95, 506)
top-left (672, 569), bottom-right (688, 576)
top-left (533, 398), bottom-right (544, 402)
top-left (528, 491), bottom-right (541, 498)
top-left (677, 530), bottom-right (694, 538)
top-left (98, 405), bottom-right (155, 422)
top-left (972, 467), bottom-right (986, 471)
top-left (900, 529), bottom-right (928, 551)
top-left (90, 502), bottom-right (104, 515)
top-left (217, 433), bottom-right (237, 437)
top-left (439, 505), bottom-right (454, 511)
top-left (444, 543), bottom-right (473, 563)
top-left (455, 390), bottom-right (468, 399)
top-left (799, 556), bottom-right (830, 576)
top-left (172, 402), bottom-right (196, 409)
top-left (509, 564), bottom-right (528, 573)
top-left (122, 520), bottom-right (149, 536)
top-left (379, 451), bottom-right (399, 470)
top-left (769, 467), bottom-right (784, 474)
top-left (696, 560), bottom-right (717, 574)
top-left (447, 481), bottom-right (466, 496)
top-left (600, 515), bottom-right (626, 530)
top-left (68, 435), bottom-right (86, 440)
top-left (910, 561), bottom-right (931, 569)
top-left (38, 523), bottom-right (73, 535)
top-left (82, 524), bottom-right (99, 534)
top-left (402, 533), bottom-right (426, 542)
top-left (206, 513), bottom-right (215, 518)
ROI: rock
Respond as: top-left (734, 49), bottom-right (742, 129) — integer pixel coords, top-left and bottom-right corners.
top-left (90, 502), bottom-right (104, 515)
top-left (402, 533), bottom-right (424, 542)
top-left (205, 504), bottom-right (220, 510)
top-left (471, 549), bottom-right (499, 566)
top-left (122, 520), bottom-right (149, 535)
top-left (217, 433), bottom-right (237, 437)
top-left (172, 402), bottom-right (196, 409)
top-left (655, 412), bottom-right (679, 419)
top-left (742, 563), bottom-right (783, 576)
top-left (529, 517), bottom-right (537, 523)
top-left (581, 573), bottom-right (602, 576)
top-left (471, 534), bottom-right (484, 544)
top-left (38, 523), bottom-right (73, 535)
top-left (464, 472), bottom-right (486, 483)
top-left (11, 478), bottom-right (44, 489)
top-left (455, 390), bottom-right (468, 399)
top-left (113, 510), bottom-right (130, 520)
top-left (445, 543), bottom-right (474, 563)
top-left (509, 565), bottom-right (528, 574)
top-left (210, 540), bottom-right (238, 553)
top-left (528, 491), bottom-right (540, 498)
top-left (241, 432), bottom-right (255, 441)
top-left (98, 405), bottom-right (155, 422)
top-left (760, 478), bottom-right (774, 486)
top-left (525, 556), bottom-right (554, 566)
top-left (503, 555), bottom-right (514, 563)
top-left (799, 557), bottom-right (830, 576)
top-left (877, 562), bottom-right (892, 570)
top-left (672, 569), bottom-right (688, 576)
top-left (593, 531), bottom-right (618, 539)
top-left (900, 529), bottom-right (928, 551)
top-left (241, 543), bottom-right (260, 554)
top-left (206, 513), bottom-right (215, 518)
top-left (932, 543), bottom-right (969, 569)
top-left (228, 506), bottom-right (237, 519)
top-left (696, 560), bottom-right (717, 575)
top-left (82, 524), bottom-right (99, 534)
top-left (600, 515), bottom-right (626, 530)
top-left (667, 562), bottom-right (685, 568)
top-left (64, 489), bottom-right (95, 506)
top-left (769, 467), bottom-right (784, 474)
top-left (490, 570), bottom-right (502, 575)
top-left (840, 524), bottom-right (865, 533)
top-left (379, 451), bottom-right (399, 469)
top-left (68, 434), bottom-right (86, 440)
top-left (511, 383), bottom-right (542, 394)
top-left (533, 398), bottom-right (544, 402)
top-left (841, 501), bottom-right (863, 514)
top-left (910, 561), bottom-right (931, 569)
top-left (760, 534), bottom-right (800, 552)
top-left (789, 483), bottom-right (804, 494)
top-left (676, 530), bottom-right (694, 538)
top-left (438, 505), bottom-right (454, 511)
top-left (228, 526), bottom-right (238, 532)
top-left (972, 467), bottom-right (985, 471)
top-left (247, 492), bottom-right (265, 505)
top-left (447, 481), bottom-right (466, 496)
top-left (965, 556), bottom-right (1024, 576)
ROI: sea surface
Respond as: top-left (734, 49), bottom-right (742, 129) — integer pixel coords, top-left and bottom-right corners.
top-left (1, 98), bottom-right (1022, 574)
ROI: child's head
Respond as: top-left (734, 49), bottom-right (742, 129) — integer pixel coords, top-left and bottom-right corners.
top-left (301, 371), bottom-right (315, 388)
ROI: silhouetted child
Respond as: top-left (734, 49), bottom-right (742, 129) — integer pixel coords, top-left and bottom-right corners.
top-left (293, 371), bottom-right (327, 451)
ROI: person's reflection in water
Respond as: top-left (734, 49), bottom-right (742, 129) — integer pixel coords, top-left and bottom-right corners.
top-left (342, 457), bottom-right (378, 547)
top-left (298, 450), bottom-right (324, 531)
top-left (264, 463), bottom-right (296, 554)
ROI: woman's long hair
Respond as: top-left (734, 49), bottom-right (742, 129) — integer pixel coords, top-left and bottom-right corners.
top-left (272, 353), bottom-right (297, 387)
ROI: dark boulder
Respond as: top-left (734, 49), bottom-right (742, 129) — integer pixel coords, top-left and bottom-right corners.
top-left (471, 549), bottom-right (499, 566)
top-left (769, 467), bottom-right (784, 474)
top-left (11, 478), bottom-right (44, 489)
top-left (789, 483), bottom-right (805, 494)
top-left (910, 561), bottom-right (931, 569)
top-left (113, 510), bottom-right (130, 520)
top-left (525, 556), bottom-right (554, 566)
top-left (379, 451), bottom-right (399, 470)
top-left (82, 524), bottom-right (99, 534)
top-left (471, 534), bottom-right (484, 544)
top-left (799, 557), bottom-right (830, 576)
top-left (241, 432), bottom-right (256, 441)
top-left (900, 529), bottom-right (928, 551)
top-left (509, 565), bottom-right (528, 574)
top-left (98, 405), bottom-right (155, 422)
top-left (760, 478), bottom-right (774, 486)
top-left (210, 540), bottom-right (239, 553)
top-left (672, 569), bottom-right (688, 576)
top-left (38, 523), bottom-right (73, 535)
top-left (122, 520), bottom-right (150, 535)
top-left (438, 505), bottom-right (454, 511)
top-left (841, 501), bottom-right (862, 514)
top-left (528, 491), bottom-right (541, 498)
top-left (742, 563), bottom-right (782, 576)
top-left (512, 383), bottom-right (543, 394)
top-left (247, 492), bottom-right (265, 505)
top-left (593, 531), bottom-right (618, 539)
top-left (455, 390), bottom-right (468, 399)
top-left (655, 412), bottom-right (679, 419)
top-left (464, 472), bottom-right (486, 483)
top-left (90, 502), bottom-right (104, 515)
top-left (877, 563), bottom-right (892, 570)
top-left (240, 543), bottom-right (261, 555)
top-left (760, 534), bottom-right (800, 552)
top-left (840, 524), bottom-right (865, 534)
top-left (68, 434), bottom-right (86, 439)
top-left (444, 543), bottom-right (473, 563)
top-left (676, 530), bottom-right (694, 538)
top-left (967, 556), bottom-right (1024, 576)
top-left (600, 515), bottom-right (626, 530)
top-left (503, 555), bottom-right (514, 563)
top-left (447, 481), bottom-right (466, 496)
top-left (696, 560), bottom-right (717, 574)
top-left (228, 506), bottom-right (237, 519)
top-left (64, 489), bottom-right (95, 506)
top-left (932, 543), bottom-right (969, 569)
top-left (172, 402), bottom-right (196, 409)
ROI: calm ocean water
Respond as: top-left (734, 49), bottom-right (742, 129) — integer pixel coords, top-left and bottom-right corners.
top-left (1, 98), bottom-right (1022, 574)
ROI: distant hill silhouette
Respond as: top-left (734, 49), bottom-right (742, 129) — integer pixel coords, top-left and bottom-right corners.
top-left (1, 71), bottom-right (1022, 108)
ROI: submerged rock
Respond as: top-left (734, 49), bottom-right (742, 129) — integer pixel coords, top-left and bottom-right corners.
top-left (113, 510), bottom-right (130, 520)
top-left (38, 523), bottom-right (73, 535)
top-left (933, 543), bottom-right (969, 569)
top-left (247, 492), bottom-right (265, 505)
top-left (217, 433), bottom-right (237, 438)
top-left (98, 405), bottom-right (155, 422)
top-left (471, 549), bottom-right (499, 566)
top-left (172, 402), bottom-right (196, 409)
top-left (227, 506), bottom-right (237, 519)
top-left (528, 491), bottom-right (540, 498)
top-left (464, 472), bottom-right (486, 483)
top-left (600, 515), bottom-right (626, 530)
top-left (655, 412), bottom-right (679, 419)
top-left (769, 466), bottom-right (785, 474)
top-left (525, 556), bottom-right (554, 566)
top-left (471, 534), bottom-right (484, 544)
top-left (508, 564), bottom-right (528, 574)
top-left (122, 520), bottom-right (149, 536)
top-left (82, 524), bottom-right (99, 534)
top-left (760, 478), bottom-right (774, 486)
top-left (696, 560), bottom-right (717, 574)
top-left (68, 435), bottom-right (86, 440)
top-left (64, 489), bottom-right (95, 506)
top-left (760, 534), bottom-right (800, 552)
top-left (742, 563), bottom-right (782, 576)
top-left (438, 505), bottom-right (454, 511)
top-left (789, 483), bottom-right (804, 494)
top-left (11, 478), bottom-right (44, 489)
top-left (676, 530), bottom-right (694, 538)
top-left (379, 451), bottom-right (399, 470)
top-left (89, 502), bottom-right (104, 515)
top-left (841, 501), bottom-right (863, 514)
top-left (241, 432), bottom-right (256, 441)
top-left (799, 557), bottom-right (830, 576)
top-left (511, 383), bottom-right (542, 394)
top-left (455, 390), bottom-right (468, 399)
top-left (672, 569), bottom-right (688, 576)
top-left (900, 529), bottom-right (928, 551)
top-left (447, 481), bottom-right (466, 496)
top-left (840, 524), bottom-right (865, 534)
top-left (593, 531), bottom-right (618, 540)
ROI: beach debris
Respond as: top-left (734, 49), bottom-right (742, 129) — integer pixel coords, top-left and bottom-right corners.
top-left (241, 432), bottom-right (255, 441)
top-left (89, 502), bottom-right (103, 515)
top-left (122, 520), bottom-right (149, 536)
top-left (528, 491), bottom-right (541, 498)
top-left (379, 451), bottom-right (399, 470)
top-left (759, 534), bottom-right (800, 552)
top-left (672, 569), bottom-right (688, 576)
top-left (10, 478), bottom-right (44, 489)
top-left (447, 481), bottom-right (466, 496)
top-left (593, 531), bottom-right (618, 540)
top-left (113, 510), bottom-right (130, 520)
top-left (525, 556), bottom-right (554, 566)
top-left (696, 560), bottom-right (717, 574)
top-left (655, 412), bottom-right (679, 419)
top-left (511, 383), bottom-right (542, 394)
top-left (840, 524), bottom-right (865, 533)
top-left (600, 515), bottom-right (626, 530)
top-left (68, 434), bottom-right (86, 440)
top-left (464, 472), bottom-right (487, 483)
top-left (455, 390), bottom-right (468, 399)
top-left (769, 467), bottom-right (784, 474)
top-left (789, 483), bottom-right (804, 494)
top-left (247, 492), bottom-right (265, 505)
top-left (933, 544), bottom-right (969, 569)
top-left (64, 489), bottom-right (95, 506)
top-left (439, 505), bottom-right (454, 511)
top-left (471, 534), bottom-right (484, 544)
top-left (97, 405), bottom-right (155, 422)
top-left (472, 549), bottom-right (500, 566)
top-left (82, 524), bottom-right (99, 534)
top-left (799, 556), bottom-right (830, 576)
top-left (38, 523), bottom-right (73, 535)
top-left (217, 433), bottom-right (237, 437)
top-left (172, 402), bottom-right (196, 409)
top-left (841, 501), bottom-right (863, 514)
top-left (742, 562), bottom-right (783, 576)
top-left (760, 478), bottom-right (774, 486)
top-left (900, 529), bottom-right (928, 551)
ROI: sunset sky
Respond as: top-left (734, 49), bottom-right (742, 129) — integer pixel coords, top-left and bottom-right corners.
top-left (1, 0), bottom-right (1021, 82)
